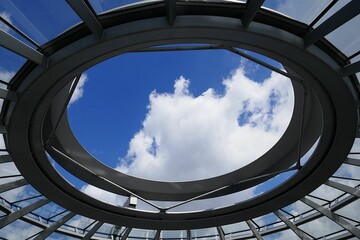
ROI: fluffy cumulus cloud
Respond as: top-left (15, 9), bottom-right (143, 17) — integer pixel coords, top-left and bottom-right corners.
top-left (116, 64), bottom-right (294, 181)
top-left (69, 73), bottom-right (88, 105)
top-left (0, 70), bottom-right (15, 82)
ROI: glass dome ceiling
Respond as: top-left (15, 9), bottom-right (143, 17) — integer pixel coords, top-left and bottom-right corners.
top-left (0, 0), bottom-right (359, 239)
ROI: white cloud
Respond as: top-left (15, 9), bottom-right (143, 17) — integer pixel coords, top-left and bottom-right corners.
top-left (0, 70), bottom-right (15, 82)
top-left (116, 64), bottom-right (294, 181)
top-left (0, 12), bottom-right (12, 33)
top-left (69, 73), bottom-right (88, 105)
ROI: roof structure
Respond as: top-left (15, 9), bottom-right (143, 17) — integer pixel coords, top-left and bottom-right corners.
top-left (0, 0), bottom-right (360, 239)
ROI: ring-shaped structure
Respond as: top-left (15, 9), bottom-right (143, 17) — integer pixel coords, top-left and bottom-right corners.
top-left (5, 10), bottom-right (357, 229)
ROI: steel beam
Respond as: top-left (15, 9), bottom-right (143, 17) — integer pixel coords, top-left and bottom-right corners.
top-left (0, 125), bottom-right (6, 134)
top-left (82, 221), bottom-right (103, 240)
top-left (242, 0), bottom-right (265, 29)
top-left (0, 88), bottom-right (16, 101)
top-left (154, 230), bottom-right (161, 240)
top-left (301, 197), bottom-right (360, 238)
top-left (0, 30), bottom-right (45, 65)
top-left (217, 226), bottom-right (225, 240)
top-left (274, 210), bottom-right (311, 240)
top-left (325, 180), bottom-right (360, 198)
top-left (165, 0), bottom-right (177, 25)
top-left (304, 1), bottom-right (360, 47)
top-left (0, 179), bottom-right (27, 193)
top-left (343, 61), bottom-right (360, 76)
top-left (344, 158), bottom-right (360, 167)
top-left (0, 198), bottom-right (50, 229)
top-left (187, 229), bottom-right (191, 240)
top-left (65, 0), bottom-right (103, 40)
top-left (120, 227), bottom-right (132, 240)
top-left (246, 220), bottom-right (264, 240)
top-left (34, 212), bottom-right (76, 240)
top-left (0, 154), bottom-right (12, 163)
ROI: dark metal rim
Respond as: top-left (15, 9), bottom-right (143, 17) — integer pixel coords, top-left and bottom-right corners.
top-left (6, 13), bottom-right (356, 229)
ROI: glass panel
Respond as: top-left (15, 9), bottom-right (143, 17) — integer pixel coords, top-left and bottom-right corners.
top-left (191, 227), bottom-right (218, 239)
top-left (263, 229), bottom-right (301, 240)
top-left (0, 134), bottom-right (6, 153)
top-left (31, 202), bottom-right (66, 222)
top-left (0, 46), bottom-right (26, 82)
top-left (0, 185), bottom-right (40, 207)
top-left (161, 230), bottom-right (187, 239)
top-left (263, 0), bottom-right (332, 24)
top-left (0, 220), bottom-right (42, 239)
top-left (129, 228), bottom-right (157, 239)
top-left (47, 232), bottom-right (79, 240)
top-left (88, 0), bottom-right (145, 14)
top-left (309, 184), bottom-right (343, 202)
top-left (332, 163), bottom-right (360, 188)
top-left (335, 199), bottom-right (360, 223)
top-left (0, 0), bottom-right (81, 45)
top-left (65, 215), bottom-right (95, 231)
top-left (298, 216), bottom-right (344, 238)
top-left (313, 0), bottom-right (350, 27)
top-left (325, 14), bottom-right (360, 57)
top-left (253, 213), bottom-right (281, 231)
top-left (94, 223), bottom-right (114, 237)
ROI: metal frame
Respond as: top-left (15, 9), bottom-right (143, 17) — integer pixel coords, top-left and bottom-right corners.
top-left (0, 0), bottom-right (359, 238)
top-left (4, 3), bottom-right (357, 229)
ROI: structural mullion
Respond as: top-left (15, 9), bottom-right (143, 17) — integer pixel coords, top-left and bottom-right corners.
top-left (343, 61), bottom-right (360, 76)
top-left (274, 210), bottom-right (311, 240)
top-left (216, 226), bottom-right (225, 240)
top-left (65, 0), bottom-right (103, 40)
top-left (246, 220), bottom-right (264, 240)
top-left (0, 125), bottom-right (7, 134)
top-left (187, 229), bottom-right (191, 240)
top-left (165, 0), bottom-right (177, 25)
top-left (0, 155), bottom-right (12, 163)
top-left (301, 197), bottom-right (360, 238)
top-left (0, 88), bottom-right (16, 101)
top-left (0, 198), bottom-right (50, 229)
top-left (121, 227), bottom-right (132, 240)
top-left (242, 0), bottom-right (265, 29)
top-left (82, 221), bottom-right (103, 240)
top-left (325, 180), bottom-right (360, 198)
top-left (34, 212), bottom-right (76, 240)
top-left (304, 1), bottom-right (360, 47)
top-left (0, 29), bottom-right (45, 65)
top-left (344, 158), bottom-right (360, 167)
top-left (0, 178), bottom-right (27, 193)
top-left (154, 230), bottom-right (161, 240)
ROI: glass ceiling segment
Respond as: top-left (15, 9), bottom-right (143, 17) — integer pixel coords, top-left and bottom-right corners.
top-left (0, 0), bottom-right (81, 45)
top-left (0, 47), bottom-right (26, 83)
top-left (262, 0), bottom-right (333, 24)
top-left (88, 0), bottom-right (147, 14)
top-left (325, 14), bottom-right (360, 57)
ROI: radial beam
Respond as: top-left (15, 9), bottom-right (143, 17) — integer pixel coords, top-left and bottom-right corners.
top-left (34, 212), bottom-right (76, 240)
top-left (0, 179), bottom-right (27, 193)
top-left (120, 227), bottom-right (132, 240)
top-left (66, 0), bottom-right (103, 40)
top-left (242, 0), bottom-right (265, 29)
top-left (82, 221), bottom-right (103, 240)
top-left (325, 180), bottom-right (360, 198)
top-left (187, 230), bottom-right (191, 240)
top-left (343, 61), bottom-right (360, 76)
top-left (246, 220), bottom-right (264, 240)
top-left (154, 230), bottom-right (161, 240)
top-left (165, 0), bottom-right (177, 25)
top-left (274, 210), bottom-right (311, 240)
top-left (0, 198), bottom-right (50, 229)
top-left (304, 1), bottom-right (360, 47)
top-left (0, 30), bottom-right (46, 65)
top-left (216, 227), bottom-right (225, 240)
top-left (0, 88), bottom-right (16, 101)
top-left (301, 197), bottom-right (360, 238)
top-left (0, 154), bottom-right (12, 163)
top-left (344, 157), bottom-right (360, 167)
